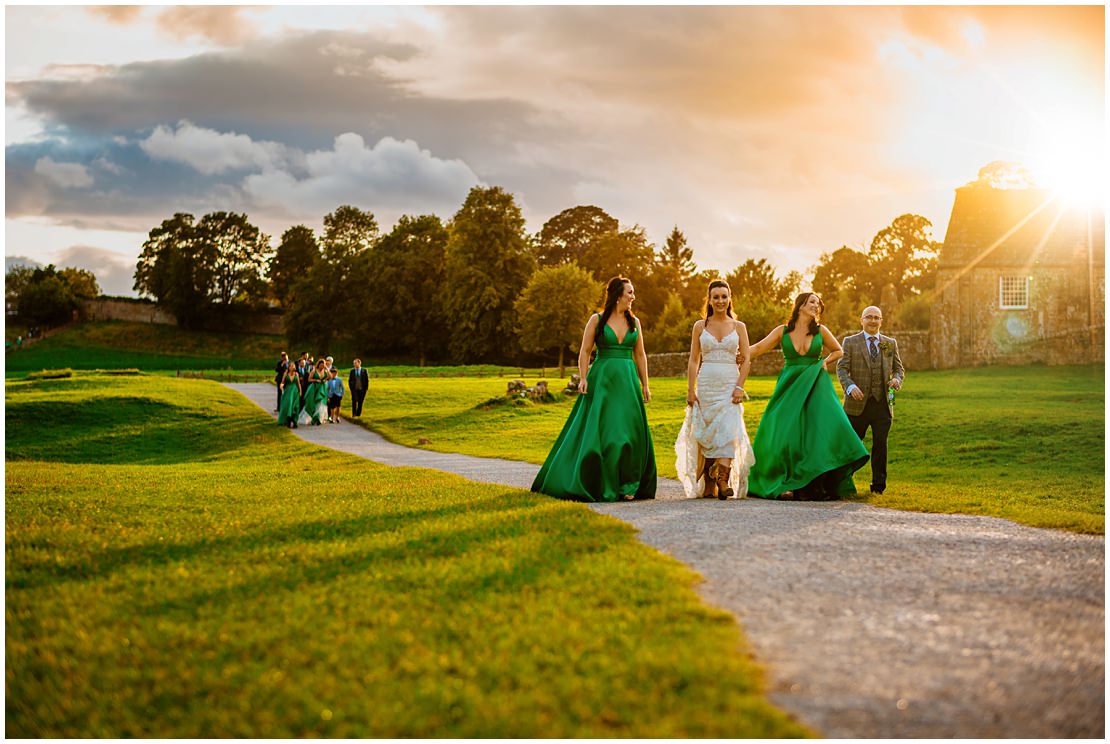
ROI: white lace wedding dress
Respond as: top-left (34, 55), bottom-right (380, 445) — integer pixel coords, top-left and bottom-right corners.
top-left (674, 328), bottom-right (756, 498)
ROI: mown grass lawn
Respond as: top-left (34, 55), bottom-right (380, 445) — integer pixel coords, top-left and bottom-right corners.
top-left (4, 321), bottom-right (550, 380)
top-left (5, 373), bottom-right (809, 738)
top-left (351, 365), bottom-right (1104, 534)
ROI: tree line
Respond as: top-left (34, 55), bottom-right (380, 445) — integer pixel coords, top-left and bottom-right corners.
top-left (5, 264), bottom-right (101, 329)
top-left (7, 184), bottom-right (941, 367)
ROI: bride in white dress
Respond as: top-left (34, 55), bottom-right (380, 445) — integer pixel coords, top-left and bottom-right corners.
top-left (675, 280), bottom-right (756, 499)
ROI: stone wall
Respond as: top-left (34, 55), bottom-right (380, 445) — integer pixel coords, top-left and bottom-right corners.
top-left (83, 298), bottom-right (176, 325)
top-left (648, 329), bottom-right (933, 377)
top-left (930, 265), bottom-right (1104, 369)
top-left (81, 298), bottom-right (284, 335)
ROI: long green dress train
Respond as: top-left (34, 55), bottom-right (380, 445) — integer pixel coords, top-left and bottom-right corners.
top-left (277, 376), bottom-right (301, 426)
top-left (531, 322), bottom-right (657, 502)
top-left (748, 330), bottom-right (869, 499)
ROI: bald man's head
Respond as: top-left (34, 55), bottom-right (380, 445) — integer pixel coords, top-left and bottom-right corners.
top-left (861, 306), bottom-right (883, 334)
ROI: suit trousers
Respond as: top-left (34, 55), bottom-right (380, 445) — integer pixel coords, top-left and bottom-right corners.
top-left (350, 389), bottom-right (367, 416)
top-left (848, 395), bottom-right (892, 491)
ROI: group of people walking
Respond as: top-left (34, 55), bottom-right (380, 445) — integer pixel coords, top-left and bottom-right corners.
top-left (274, 352), bottom-right (369, 428)
top-left (531, 276), bottom-right (905, 503)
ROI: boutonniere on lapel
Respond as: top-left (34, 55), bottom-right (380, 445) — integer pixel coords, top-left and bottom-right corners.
top-left (878, 340), bottom-right (892, 353)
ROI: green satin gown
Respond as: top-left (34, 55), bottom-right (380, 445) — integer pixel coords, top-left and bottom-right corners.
top-left (531, 322), bottom-right (657, 502)
top-left (277, 377), bottom-right (301, 426)
top-left (302, 373), bottom-right (328, 425)
top-left (748, 330), bottom-right (869, 499)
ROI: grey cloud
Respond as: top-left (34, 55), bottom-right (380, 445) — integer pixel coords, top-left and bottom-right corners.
top-left (7, 137), bottom-right (250, 226)
top-left (6, 28), bottom-right (587, 232)
top-left (54, 245), bottom-right (136, 297)
top-left (34, 157), bottom-right (94, 188)
top-left (7, 30), bottom-right (553, 165)
top-left (7, 255), bottom-right (43, 272)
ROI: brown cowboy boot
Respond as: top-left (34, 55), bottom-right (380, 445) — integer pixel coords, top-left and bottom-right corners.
top-left (702, 459), bottom-right (718, 498)
top-left (711, 461), bottom-right (734, 500)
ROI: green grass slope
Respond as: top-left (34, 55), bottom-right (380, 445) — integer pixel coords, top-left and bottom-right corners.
top-left (5, 373), bottom-right (809, 737)
top-left (5, 321), bottom-right (281, 373)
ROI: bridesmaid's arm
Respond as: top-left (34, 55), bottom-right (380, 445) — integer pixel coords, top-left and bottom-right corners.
top-left (577, 314), bottom-right (599, 395)
top-left (819, 325), bottom-right (844, 371)
top-left (733, 321), bottom-right (751, 402)
top-left (633, 318), bottom-right (651, 403)
top-left (686, 320), bottom-right (703, 406)
top-left (748, 324), bottom-right (784, 359)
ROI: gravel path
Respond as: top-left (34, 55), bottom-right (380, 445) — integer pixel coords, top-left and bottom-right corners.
top-left (228, 383), bottom-right (1105, 738)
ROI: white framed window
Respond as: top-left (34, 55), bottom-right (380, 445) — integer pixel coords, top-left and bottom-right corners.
top-left (999, 276), bottom-right (1029, 309)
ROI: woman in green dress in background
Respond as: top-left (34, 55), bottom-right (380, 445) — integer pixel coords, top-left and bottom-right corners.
top-left (300, 359), bottom-right (329, 426)
top-left (531, 276), bottom-right (657, 503)
top-left (277, 362), bottom-right (302, 428)
top-left (747, 292), bottom-right (869, 500)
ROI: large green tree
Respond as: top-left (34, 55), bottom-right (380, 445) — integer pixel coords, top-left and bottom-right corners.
top-left (514, 263), bottom-right (601, 375)
top-left (134, 213), bottom-right (206, 328)
top-left (134, 211), bottom-right (270, 328)
top-left (653, 293), bottom-right (701, 353)
top-left (443, 186), bottom-right (535, 362)
top-left (534, 205), bottom-right (619, 267)
top-left (267, 225), bottom-right (320, 306)
top-left (811, 246), bottom-right (873, 331)
top-left (726, 258), bottom-right (801, 305)
top-left (58, 267), bottom-right (100, 300)
top-left (657, 226), bottom-right (697, 295)
top-left (284, 205), bottom-right (379, 349)
top-left (364, 214), bottom-right (450, 365)
top-left (17, 264), bottom-right (88, 328)
top-left (867, 213), bottom-right (940, 301)
top-left (197, 211), bottom-right (271, 306)
top-left (6, 265), bottom-right (38, 309)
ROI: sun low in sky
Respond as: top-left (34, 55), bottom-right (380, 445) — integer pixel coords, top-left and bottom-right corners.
top-left (5, 5), bottom-right (1104, 295)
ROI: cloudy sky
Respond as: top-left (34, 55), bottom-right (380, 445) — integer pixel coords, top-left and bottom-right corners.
top-left (5, 4), bottom-right (1105, 296)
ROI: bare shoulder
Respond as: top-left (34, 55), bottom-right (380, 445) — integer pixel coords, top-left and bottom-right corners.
top-left (692, 318), bottom-right (706, 332)
top-left (732, 319), bottom-right (747, 331)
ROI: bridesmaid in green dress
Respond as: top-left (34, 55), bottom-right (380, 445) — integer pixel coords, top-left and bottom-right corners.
top-left (301, 359), bottom-right (329, 426)
top-left (277, 362), bottom-right (302, 428)
top-left (747, 292), bottom-right (869, 500)
top-left (532, 276), bottom-right (657, 502)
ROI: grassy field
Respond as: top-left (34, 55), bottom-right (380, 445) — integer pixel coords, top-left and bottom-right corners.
top-left (5, 373), bottom-right (809, 738)
top-left (4, 321), bottom-right (551, 379)
top-left (5, 321), bottom-right (281, 373)
top-left (350, 365), bottom-right (1105, 534)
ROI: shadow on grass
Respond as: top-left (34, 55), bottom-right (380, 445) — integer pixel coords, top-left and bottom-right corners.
top-left (10, 492), bottom-right (563, 593)
top-left (5, 397), bottom-right (267, 464)
top-left (133, 504), bottom-right (606, 620)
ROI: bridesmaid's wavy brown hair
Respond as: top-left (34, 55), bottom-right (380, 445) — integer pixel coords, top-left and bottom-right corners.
top-left (785, 292), bottom-right (823, 336)
top-left (595, 276), bottom-right (636, 346)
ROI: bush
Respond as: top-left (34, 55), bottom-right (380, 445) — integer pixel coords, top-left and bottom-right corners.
top-left (26, 368), bottom-right (73, 380)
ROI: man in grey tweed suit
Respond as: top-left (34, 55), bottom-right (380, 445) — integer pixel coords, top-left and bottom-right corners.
top-left (836, 306), bottom-right (905, 494)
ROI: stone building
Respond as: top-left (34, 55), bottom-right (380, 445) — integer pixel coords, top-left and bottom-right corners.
top-left (931, 183), bottom-right (1104, 368)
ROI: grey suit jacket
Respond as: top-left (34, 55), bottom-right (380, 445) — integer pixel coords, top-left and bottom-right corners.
top-left (836, 332), bottom-right (905, 417)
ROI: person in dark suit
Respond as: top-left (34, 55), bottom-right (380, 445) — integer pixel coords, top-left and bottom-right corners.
top-left (273, 352), bottom-right (289, 412)
top-left (836, 306), bottom-right (905, 495)
top-left (348, 358), bottom-right (368, 417)
top-left (297, 352), bottom-right (311, 411)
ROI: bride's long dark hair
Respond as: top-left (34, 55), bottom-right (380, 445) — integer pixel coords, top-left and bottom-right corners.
top-left (785, 292), bottom-right (824, 336)
top-left (703, 279), bottom-right (735, 321)
top-left (595, 276), bottom-right (636, 345)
